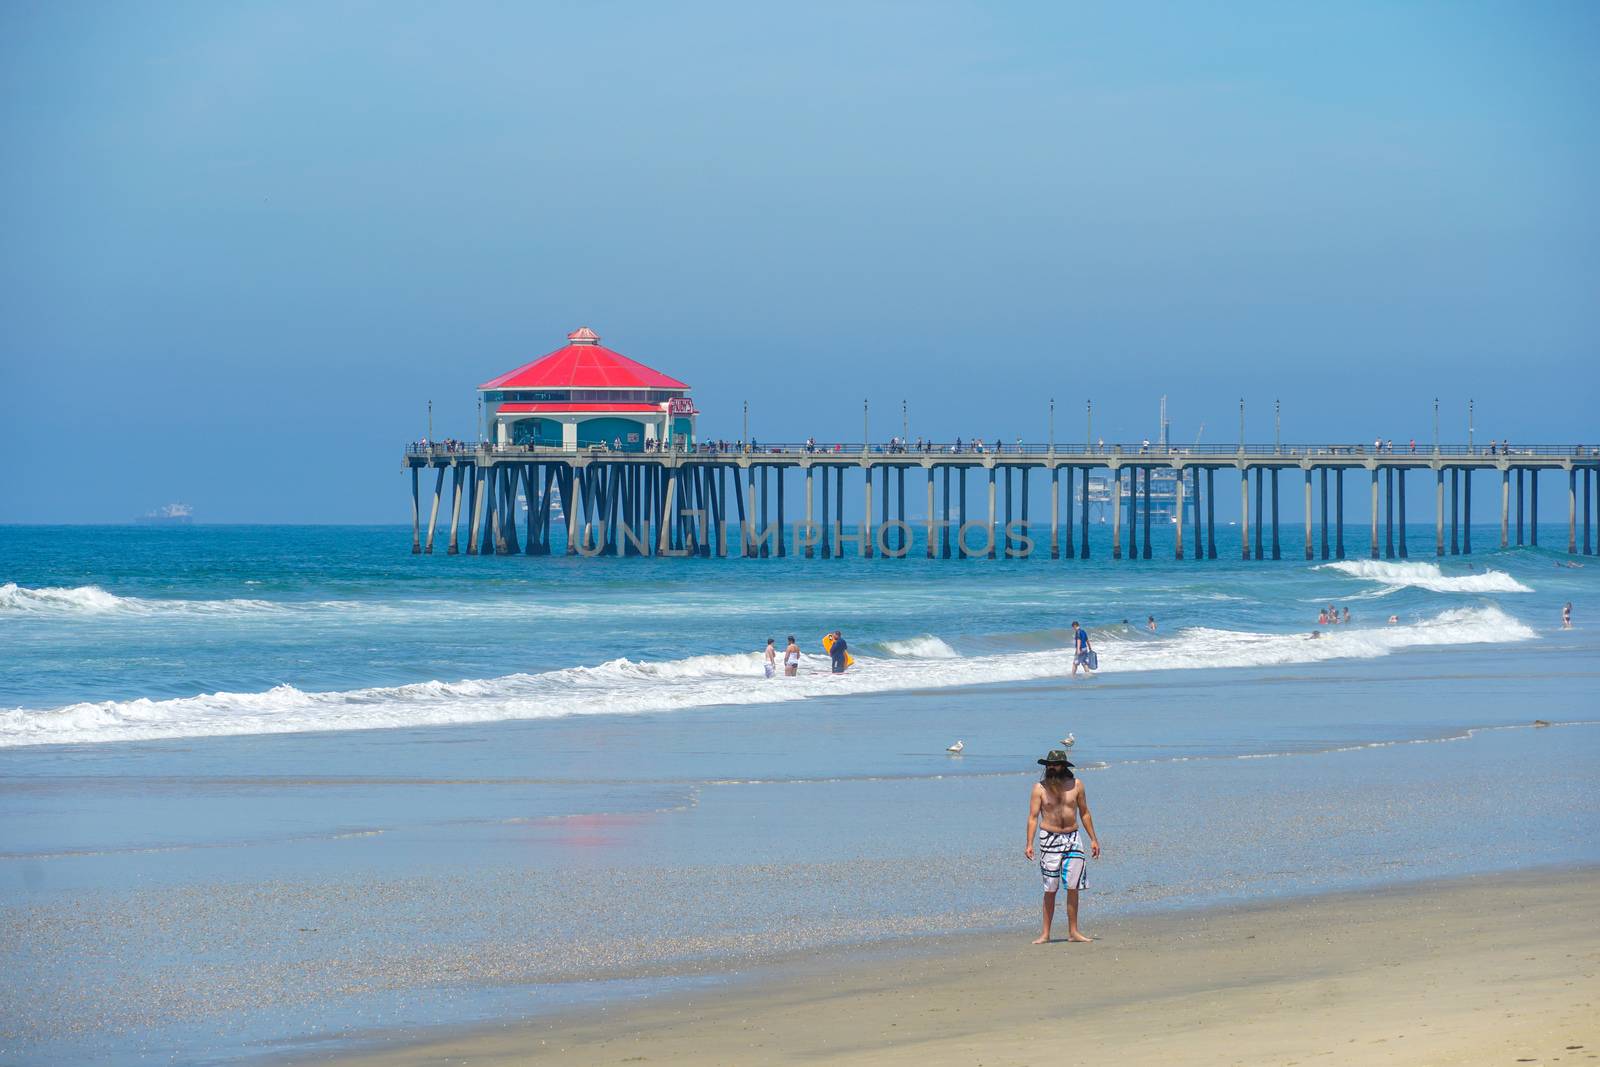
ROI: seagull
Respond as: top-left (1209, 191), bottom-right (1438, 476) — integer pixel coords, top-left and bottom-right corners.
top-left (946, 740), bottom-right (964, 753)
top-left (1060, 733), bottom-right (1076, 749)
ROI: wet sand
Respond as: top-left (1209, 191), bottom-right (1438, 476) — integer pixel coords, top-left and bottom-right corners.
top-left (322, 866), bottom-right (1598, 1066)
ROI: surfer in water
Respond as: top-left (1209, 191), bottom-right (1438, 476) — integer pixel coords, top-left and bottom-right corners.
top-left (1071, 621), bottom-right (1094, 677)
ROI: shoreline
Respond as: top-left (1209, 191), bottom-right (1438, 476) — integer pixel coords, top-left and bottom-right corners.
top-left (312, 865), bottom-right (1599, 1066)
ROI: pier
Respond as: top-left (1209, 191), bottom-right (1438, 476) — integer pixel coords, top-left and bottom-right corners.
top-left (404, 442), bottom-right (1600, 561)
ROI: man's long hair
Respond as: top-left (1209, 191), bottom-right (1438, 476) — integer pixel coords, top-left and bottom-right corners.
top-left (1041, 763), bottom-right (1074, 797)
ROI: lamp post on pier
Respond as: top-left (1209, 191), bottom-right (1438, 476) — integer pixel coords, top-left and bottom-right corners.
top-left (1049, 398), bottom-right (1055, 453)
top-left (902, 399), bottom-right (908, 444)
top-left (1086, 400), bottom-right (1092, 451)
top-left (427, 399), bottom-right (433, 443)
top-left (863, 399), bottom-right (869, 452)
top-left (1238, 399), bottom-right (1245, 453)
top-left (1274, 399), bottom-right (1281, 454)
top-left (1433, 398), bottom-right (1439, 455)
top-left (743, 400), bottom-right (748, 451)
top-left (1469, 399), bottom-right (1475, 453)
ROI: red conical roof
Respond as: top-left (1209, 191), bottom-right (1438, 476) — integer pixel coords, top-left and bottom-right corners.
top-left (478, 328), bottom-right (689, 391)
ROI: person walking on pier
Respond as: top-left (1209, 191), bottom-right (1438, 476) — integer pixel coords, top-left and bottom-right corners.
top-left (1071, 622), bottom-right (1094, 677)
top-left (764, 639), bottom-right (777, 679)
top-left (784, 636), bottom-right (801, 676)
top-left (1024, 749), bottom-right (1099, 944)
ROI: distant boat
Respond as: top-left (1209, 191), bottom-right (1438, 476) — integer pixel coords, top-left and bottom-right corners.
top-left (518, 494), bottom-right (565, 521)
top-left (137, 503), bottom-right (193, 525)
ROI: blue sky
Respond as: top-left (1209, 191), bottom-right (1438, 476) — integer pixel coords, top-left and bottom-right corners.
top-left (2, 1), bottom-right (1595, 522)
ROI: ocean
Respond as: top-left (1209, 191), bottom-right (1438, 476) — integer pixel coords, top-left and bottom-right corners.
top-left (1, 522), bottom-right (1596, 1064)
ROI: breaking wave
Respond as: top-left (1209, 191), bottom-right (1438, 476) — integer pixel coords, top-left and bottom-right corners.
top-left (0, 606), bottom-right (1536, 747)
top-left (1317, 560), bottom-right (1532, 594)
top-left (874, 635), bottom-right (960, 658)
top-left (0, 583), bottom-right (282, 616)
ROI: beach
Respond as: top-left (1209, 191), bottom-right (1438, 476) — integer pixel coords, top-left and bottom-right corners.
top-left (1, 524), bottom-right (1597, 1065)
top-left (328, 867), bottom-right (1600, 1066)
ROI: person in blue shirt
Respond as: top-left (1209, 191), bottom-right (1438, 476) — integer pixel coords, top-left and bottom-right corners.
top-left (1071, 621), bottom-right (1094, 677)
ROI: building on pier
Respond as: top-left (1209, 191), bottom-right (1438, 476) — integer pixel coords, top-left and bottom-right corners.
top-left (480, 327), bottom-right (698, 451)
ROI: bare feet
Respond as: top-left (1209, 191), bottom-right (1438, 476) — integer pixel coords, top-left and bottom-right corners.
top-left (1032, 934), bottom-right (1050, 944)
top-left (1066, 931), bottom-right (1093, 942)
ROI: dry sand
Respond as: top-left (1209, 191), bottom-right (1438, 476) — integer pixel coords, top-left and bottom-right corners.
top-left (325, 867), bottom-right (1598, 1066)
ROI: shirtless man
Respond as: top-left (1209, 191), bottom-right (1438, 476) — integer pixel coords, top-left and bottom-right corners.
top-left (1024, 749), bottom-right (1101, 943)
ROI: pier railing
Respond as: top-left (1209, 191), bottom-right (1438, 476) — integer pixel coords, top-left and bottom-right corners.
top-left (405, 441), bottom-right (1597, 460)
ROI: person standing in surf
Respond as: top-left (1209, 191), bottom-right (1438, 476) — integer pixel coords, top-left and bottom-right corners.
top-left (763, 639), bottom-right (777, 679)
top-left (1024, 749), bottom-right (1100, 944)
top-left (828, 631), bottom-right (849, 674)
top-left (783, 635), bottom-right (801, 676)
top-left (1071, 621), bottom-right (1094, 677)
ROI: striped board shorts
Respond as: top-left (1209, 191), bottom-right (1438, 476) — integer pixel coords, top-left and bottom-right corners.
top-left (1037, 827), bottom-right (1087, 893)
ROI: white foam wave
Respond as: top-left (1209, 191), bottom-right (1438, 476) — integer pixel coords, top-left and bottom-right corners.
top-left (0, 606), bottom-right (1538, 748)
top-left (1317, 560), bottom-right (1531, 594)
top-left (0, 583), bottom-right (282, 616)
top-left (876, 635), bottom-right (960, 658)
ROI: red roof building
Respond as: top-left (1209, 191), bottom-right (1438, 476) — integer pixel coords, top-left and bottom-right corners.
top-left (480, 328), bottom-right (697, 451)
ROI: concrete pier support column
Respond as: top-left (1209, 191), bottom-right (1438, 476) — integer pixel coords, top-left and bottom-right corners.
top-left (1304, 470), bottom-right (1314, 560)
top-left (1020, 467), bottom-right (1030, 556)
top-left (927, 468), bottom-right (936, 559)
top-left (1569, 469), bottom-right (1577, 553)
top-left (1384, 468), bottom-right (1393, 558)
top-left (1435, 467), bottom-right (1445, 557)
top-left (1174, 467), bottom-right (1185, 559)
top-left (1065, 466), bottom-right (1078, 559)
top-left (898, 466), bottom-right (908, 555)
top-left (1368, 468), bottom-right (1378, 560)
top-left (986, 467), bottom-right (997, 560)
top-left (1271, 468), bottom-right (1280, 560)
top-left (410, 467), bottom-right (422, 554)
top-left (1081, 467), bottom-right (1091, 559)
top-left (1112, 467), bottom-right (1123, 559)
top-left (1398, 468), bottom-right (1408, 558)
top-left (1516, 469), bottom-right (1525, 545)
top-left (959, 468), bottom-right (969, 558)
top-left (1319, 468), bottom-right (1329, 560)
top-left (863, 467), bottom-right (874, 558)
top-left (1002, 467), bottom-right (1013, 557)
top-left (446, 467), bottom-right (463, 555)
top-left (1192, 466), bottom-right (1203, 561)
top-left (1453, 467), bottom-right (1464, 552)
top-left (1205, 468), bottom-right (1216, 559)
top-left (1530, 470), bottom-right (1538, 547)
top-left (804, 467), bottom-right (814, 558)
top-left (425, 466), bottom-right (445, 555)
top-left (1586, 468), bottom-right (1593, 555)
top-left (1463, 469), bottom-right (1472, 554)
top-left (884, 465), bottom-right (894, 553)
top-left (1143, 466), bottom-right (1153, 560)
top-left (1050, 468), bottom-right (1060, 559)
top-left (777, 467), bottom-right (787, 557)
top-left (942, 467), bottom-right (952, 559)
top-left (466, 466), bottom-right (485, 555)
top-left (1335, 468), bottom-right (1346, 560)
top-left (1240, 468), bottom-right (1250, 561)
top-left (1248, 470), bottom-right (1260, 563)
top-left (1126, 468), bottom-right (1137, 560)
top-left (1500, 469), bottom-right (1510, 549)
top-left (654, 469), bottom-right (673, 555)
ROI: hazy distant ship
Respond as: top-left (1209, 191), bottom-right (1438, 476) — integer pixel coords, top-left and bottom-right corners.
top-left (137, 503), bottom-right (194, 525)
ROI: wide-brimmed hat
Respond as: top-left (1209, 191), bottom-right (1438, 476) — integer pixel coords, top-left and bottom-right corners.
top-left (1037, 749), bottom-right (1075, 767)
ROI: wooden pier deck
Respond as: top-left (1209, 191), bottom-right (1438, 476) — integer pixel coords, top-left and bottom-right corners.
top-left (403, 441), bottom-right (1600, 560)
